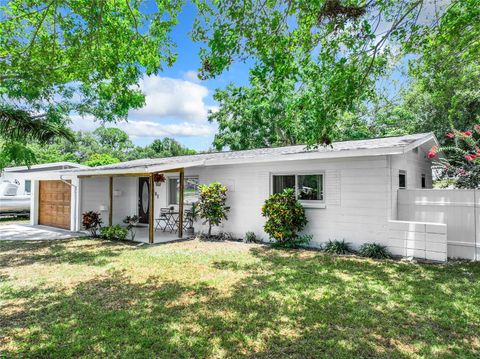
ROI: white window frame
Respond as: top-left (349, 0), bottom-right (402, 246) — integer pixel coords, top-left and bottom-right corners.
top-left (168, 175), bottom-right (200, 206)
top-left (270, 171), bottom-right (326, 209)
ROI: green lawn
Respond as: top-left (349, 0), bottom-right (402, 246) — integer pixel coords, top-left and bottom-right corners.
top-left (1, 239), bottom-right (479, 358)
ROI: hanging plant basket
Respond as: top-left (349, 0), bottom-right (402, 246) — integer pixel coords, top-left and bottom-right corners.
top-left (153, 173), bottom-right (166, 185)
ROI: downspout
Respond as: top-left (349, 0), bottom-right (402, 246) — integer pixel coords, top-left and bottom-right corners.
top-left (60, 175), bottom-right (78, 232)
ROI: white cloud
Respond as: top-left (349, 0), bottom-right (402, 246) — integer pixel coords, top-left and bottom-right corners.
top-left (131, 75), bottom-right (212, 122)
top-left (69, 75), bottom-right (218, 141)
top-left (69, 115), bottom-right (214, 138)
top-left (182, 70), bottom-right (201, 83)
top-left (117, 120), bottom-right (214, 138)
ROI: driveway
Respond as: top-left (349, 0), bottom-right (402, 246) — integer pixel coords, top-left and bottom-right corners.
top-left (0, 224), bottom-right (86, 241)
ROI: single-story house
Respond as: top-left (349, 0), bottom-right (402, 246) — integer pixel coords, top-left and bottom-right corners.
top-left (27, 132), bottom-right (443, 256)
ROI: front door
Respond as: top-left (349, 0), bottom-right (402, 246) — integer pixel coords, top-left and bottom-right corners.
top-left (138, 177), bottom-right (150, 224)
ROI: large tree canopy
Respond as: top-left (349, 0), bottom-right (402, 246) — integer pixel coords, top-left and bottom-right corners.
top-left (0, 0), bottom-right (183, 166)
top-left (193, 0), bottom-right (462, 149)
top-left (371, 0), bottom-right (480, 142)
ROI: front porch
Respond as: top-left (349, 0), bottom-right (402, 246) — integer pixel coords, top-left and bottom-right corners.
top-left (128, 225), bottom-right (186, 244)
top-left (79, 167), bottom-right (198, 244)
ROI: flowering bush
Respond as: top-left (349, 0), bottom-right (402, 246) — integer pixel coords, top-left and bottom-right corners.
top-left (428, 125), bottom-right (480, 189)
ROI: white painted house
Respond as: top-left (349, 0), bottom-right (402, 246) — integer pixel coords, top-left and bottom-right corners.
top-left (27, 133), bottom-right (459, 260)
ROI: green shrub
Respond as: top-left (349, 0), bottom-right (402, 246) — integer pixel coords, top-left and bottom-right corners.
top-left (272, 234), bottom-right (312, 249)
top-left (244, 231), bottom-right (257, 243)
top-left (358, 243), bottom-right (391, 259)
top-left (100, 225), bottom-right (128, 241)
top-left (323, 239), bottom-right (353, 254)
top-left (198, 182), bottom-right (230, 237)
top-left (261, 188), bottom-right (308, 245)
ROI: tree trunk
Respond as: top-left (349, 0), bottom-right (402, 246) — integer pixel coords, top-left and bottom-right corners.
top-left (208, 222), bottom-right (212, 237)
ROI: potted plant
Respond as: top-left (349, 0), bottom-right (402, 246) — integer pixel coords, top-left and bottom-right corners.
top-left (153, 173), bottom-right (166, 185)
top-left (186, 202), bottom-right (199, 235)
top-left (123, 215), bottom-right (139, 240)
top-left (82, 211), bottom-right (103, 237)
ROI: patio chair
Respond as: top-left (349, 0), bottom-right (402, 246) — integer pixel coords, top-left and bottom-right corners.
top-left (155, 208), bottom-right (171, 231)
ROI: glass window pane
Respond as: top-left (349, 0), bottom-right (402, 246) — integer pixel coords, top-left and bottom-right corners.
top-left (169, 178), bottom-right (178, 205)
top-left (24, 180), bottom-right (31, 194)
top-left (169, 177), bottom-right (200, 205)
top-left (184, 177), bottom-right (199, 204)
top-left (297, 174), bottom-right (323, 201)
top-left (399, 171), bottom-right (406, 189)
top-left (272, 175), bottom-right (295, 194)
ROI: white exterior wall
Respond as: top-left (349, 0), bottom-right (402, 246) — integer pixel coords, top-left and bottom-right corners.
top-left (389, 148), bottom-right (433, 219)
top-left (111, 177), bottom-right (138, 225)
top-left (30, 180), bottom-right (39, 225)
top-left (80, 177), bottom-right (110, 227)
top-left (188, 156), bottom-right (391, 249)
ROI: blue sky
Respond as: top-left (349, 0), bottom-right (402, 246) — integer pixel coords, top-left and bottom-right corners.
top-left (72, 1), bottom-right (251, 151)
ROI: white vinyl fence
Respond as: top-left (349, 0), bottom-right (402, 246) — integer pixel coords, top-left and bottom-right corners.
top-left (397, 189), bottom-right (480, 260)
top-left (387, 220), bottom-right (447, 262)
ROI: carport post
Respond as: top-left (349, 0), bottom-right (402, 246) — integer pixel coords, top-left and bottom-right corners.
top-left (178, 168), bottom-right (185, 238)
top-left (149, 174), bottom-right (155, 244)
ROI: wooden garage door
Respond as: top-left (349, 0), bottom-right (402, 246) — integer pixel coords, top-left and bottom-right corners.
top-left (39, 180), bottom-right (71, 230)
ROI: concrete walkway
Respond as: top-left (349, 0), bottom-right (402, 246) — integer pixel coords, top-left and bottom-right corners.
top-left (0, 224), bottom-right (86, 241)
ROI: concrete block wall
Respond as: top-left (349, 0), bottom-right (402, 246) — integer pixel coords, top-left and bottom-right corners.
top-left (387, 220), bottom-right (447, 262)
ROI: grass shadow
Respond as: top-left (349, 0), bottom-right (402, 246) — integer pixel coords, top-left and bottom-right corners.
top-left (1, 241), bottom-right (479, 357)
top-left (0, 238), bottom-right (129, 268)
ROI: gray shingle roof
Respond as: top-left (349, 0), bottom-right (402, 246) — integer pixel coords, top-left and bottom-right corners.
top-left (71, 133), bottom-right (435, 173)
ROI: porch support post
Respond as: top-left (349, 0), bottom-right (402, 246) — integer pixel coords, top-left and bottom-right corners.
top-left (178, 168), bottom-right (185, 238)
top-left (149, 173), bottom-right (155, 244)
top-left (108, 176), bottom-right (113, 226)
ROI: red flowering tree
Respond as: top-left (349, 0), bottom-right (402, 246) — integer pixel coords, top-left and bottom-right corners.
top-left (428, 125), bottom-right (480, 189)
